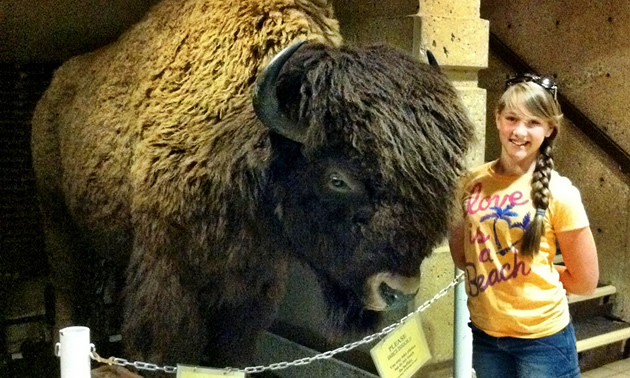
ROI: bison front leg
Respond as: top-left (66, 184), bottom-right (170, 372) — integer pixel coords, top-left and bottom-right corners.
top-left (40, 199), bottom-right (93, 338)
top-left (121, 241), bottom-right (206, 372)
top-left (199, 259), bottom-right (290, 368)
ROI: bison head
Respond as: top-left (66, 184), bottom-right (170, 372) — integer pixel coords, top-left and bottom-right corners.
top-left (253, 41), bottom-right (474, 335)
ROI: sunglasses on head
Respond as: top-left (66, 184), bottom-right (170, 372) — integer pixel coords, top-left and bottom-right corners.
top-left (505, 73), bottom-right (558, 100)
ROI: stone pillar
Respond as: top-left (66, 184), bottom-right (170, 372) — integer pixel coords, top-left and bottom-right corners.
top-left (337, 0), bottom-right (488, 375)
top-left (413, 1), bottom-right (488, 376)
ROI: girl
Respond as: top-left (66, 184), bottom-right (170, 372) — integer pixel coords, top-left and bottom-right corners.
top-left (449, 74), bottom-right (599, 378)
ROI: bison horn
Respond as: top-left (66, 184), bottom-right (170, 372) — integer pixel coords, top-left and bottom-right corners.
top-left (252, 40), bottom-right (308, 144)
top-left (426, 49), bottom-right (441, 71)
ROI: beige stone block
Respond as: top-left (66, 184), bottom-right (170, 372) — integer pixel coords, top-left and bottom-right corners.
top-left (456, 86), bottom-right (487, 166)
top-left (340, 15), bottom-right (416, 53)
top-left (418, 0), bottom-right (481, 18)
top-left (414, 15), bottom-right (489, 69)
top-left (333, 0), bottom-right (482, 19)
top-left (457, 86), bottom-right (486, 125)
top-left (334, 0), bottom-right (418, 18)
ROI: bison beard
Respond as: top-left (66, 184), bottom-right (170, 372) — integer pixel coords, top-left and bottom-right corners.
top-left (30, 0), bottom-right (475, 374)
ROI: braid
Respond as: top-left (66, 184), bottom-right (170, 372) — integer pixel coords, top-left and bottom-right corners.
top-left (520, 139), bottom-right (554, 256)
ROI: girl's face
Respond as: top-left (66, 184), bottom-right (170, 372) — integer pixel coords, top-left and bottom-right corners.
top-left (496, 105), bottom-right (554, 170)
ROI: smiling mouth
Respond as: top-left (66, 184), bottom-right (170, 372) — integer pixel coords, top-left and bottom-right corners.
top-left (510, 139), bottom-right (528, 147)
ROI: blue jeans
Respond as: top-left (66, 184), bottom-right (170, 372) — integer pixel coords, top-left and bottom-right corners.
top-left (470, 323), bottom-right (580, 378)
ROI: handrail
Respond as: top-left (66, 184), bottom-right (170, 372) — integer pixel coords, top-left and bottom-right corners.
top-left (489, 32), bottom-right (630, 176)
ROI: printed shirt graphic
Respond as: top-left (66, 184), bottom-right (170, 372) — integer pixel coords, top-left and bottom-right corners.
top-left (461, 162), bottom-right (589, 338)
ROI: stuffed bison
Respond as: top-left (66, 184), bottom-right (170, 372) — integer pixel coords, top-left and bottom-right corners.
top-left (30, 0), bottom-right (475, 372)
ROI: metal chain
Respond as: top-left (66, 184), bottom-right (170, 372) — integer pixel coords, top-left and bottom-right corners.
top-left (90, 345), bottom-right (177, 374)
top-left (89, 272), bottom-right (464, 375)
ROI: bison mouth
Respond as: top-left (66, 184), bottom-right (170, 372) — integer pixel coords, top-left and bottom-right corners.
top-left (364, 272), bottom-right (420, 311)
top-left (317, 272), bottom-right (420, 338)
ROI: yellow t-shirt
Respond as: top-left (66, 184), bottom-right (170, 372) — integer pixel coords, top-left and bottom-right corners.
top-left (460, 161), bottom-right (589, 338)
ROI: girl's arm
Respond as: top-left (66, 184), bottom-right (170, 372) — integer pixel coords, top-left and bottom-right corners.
top-left (449, 220), bottom-right (467, 270)
top-left (555, 226), bottom-right (598, 295)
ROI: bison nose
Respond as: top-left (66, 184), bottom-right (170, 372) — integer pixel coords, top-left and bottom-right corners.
top-left (379, 282), bottom-right (417, 310)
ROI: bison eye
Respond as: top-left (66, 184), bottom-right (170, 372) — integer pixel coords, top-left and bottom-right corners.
top-left (320, 167), bottom-right (365, 197)
top-left (329, 174), bottom-right (351, 192)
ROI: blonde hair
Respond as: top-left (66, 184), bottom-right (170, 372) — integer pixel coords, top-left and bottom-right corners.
top-left (496, 81), bottom-right (564, 257)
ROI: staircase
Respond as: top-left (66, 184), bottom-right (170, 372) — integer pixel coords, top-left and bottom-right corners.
top-left (570, 286), bottom-right (630, 373)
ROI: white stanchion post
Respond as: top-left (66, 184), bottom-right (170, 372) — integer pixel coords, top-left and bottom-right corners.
top-left (453, 269), bottom-right (473, 378)
top-left (56, 326), bottom-right (92, 378)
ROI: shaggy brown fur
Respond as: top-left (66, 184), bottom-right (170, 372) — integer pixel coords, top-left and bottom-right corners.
top-left (31, 0), bottom-right (475, 374)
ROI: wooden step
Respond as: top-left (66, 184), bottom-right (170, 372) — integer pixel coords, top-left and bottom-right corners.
top-left (578, 327), bottom-right (630, 352)
top-left (574, 316), bottom-right (630, 353)
top-left (568, 285), bottom-right (616, 304)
